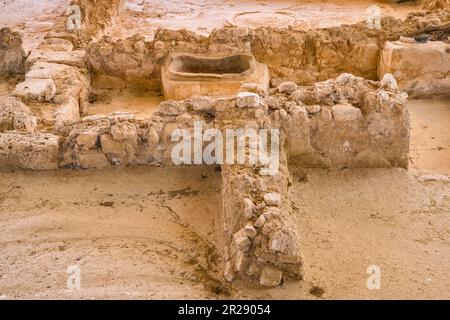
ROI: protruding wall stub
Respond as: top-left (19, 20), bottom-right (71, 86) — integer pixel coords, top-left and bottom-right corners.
top-left (276, 74), bottom-right (410, 169)
top-left (379, 39), bottom-right (450, 98)
top-left (162, 53), bottom-right (269, 100)
top-left (214, 98), bottom-right (303, 287)
top-left (0, 132), bottom-right (59, 170)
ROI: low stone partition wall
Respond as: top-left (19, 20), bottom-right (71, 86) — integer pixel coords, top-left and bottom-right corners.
top-left (379, 39), bottom-right (450, 98)
top-left (0, 71), bottom-right (411, 287)
top-left (0, 132), bottom-right (59, 170)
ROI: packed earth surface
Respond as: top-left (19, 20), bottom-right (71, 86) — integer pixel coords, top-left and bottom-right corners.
top-left (0, 0), bottom-right (449, 299)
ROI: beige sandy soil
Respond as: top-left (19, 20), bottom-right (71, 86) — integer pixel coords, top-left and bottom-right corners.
top-left (0, 99), bottom-right (449, 300)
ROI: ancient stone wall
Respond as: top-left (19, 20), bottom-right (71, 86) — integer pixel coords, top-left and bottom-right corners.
top-left (44, 0), bottom-right (125, 48)
top-left (86, 11), bottom-right (450, 89)
top-left (379, 39), bottom-right (450, 98)
top-left (0, 28), bottom-right (27, 75)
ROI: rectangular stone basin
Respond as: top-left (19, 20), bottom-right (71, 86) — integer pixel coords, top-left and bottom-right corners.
top-left (162, 53), bottom-right (269, 100)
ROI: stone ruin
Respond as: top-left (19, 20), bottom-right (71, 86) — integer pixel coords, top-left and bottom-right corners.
top-left (0, 0), bottom-right (449, 287)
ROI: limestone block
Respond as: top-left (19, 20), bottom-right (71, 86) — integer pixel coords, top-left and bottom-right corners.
top-left (269, 229), bottom-right (292, 253)
top-left (37, 38), bottom-right (74, 52)
top-left (233, 231), bottom-right (251, 252)
top-left (379, 73), bottom-right (398, 92)
top-left (191, 96), bottom-right (216, 112)
top-left (158, 101), bottom-right (187, 116)
top-left (243, 198), bottom-right (254, 218)
top-left (26, 50), bottom-right (86, 70)
top-left (331, 104), bottom-right (363, 122)
top-left (92, 74), bottom-right (126, 89)
top-left (277, 81), bottom-right (298, 95)
top-left (263, 192), bottom-right (281, 206)
top-left (25, 62), bottom-right (70, 80)
top-left (110, 121), bottom-right (138, 142)
top-left (0, 97), bottom-right (37, 132)
top-left (13, 78), bottom-right (56, 102)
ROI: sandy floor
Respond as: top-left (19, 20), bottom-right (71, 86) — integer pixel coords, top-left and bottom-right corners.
top-left (87, 89), bottom-right (164, 119)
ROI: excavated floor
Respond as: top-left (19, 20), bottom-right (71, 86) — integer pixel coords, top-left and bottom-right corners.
top-left (0, 0), bottom-right (449, 299)
top-left (87, 89), bottom-right (163, 119)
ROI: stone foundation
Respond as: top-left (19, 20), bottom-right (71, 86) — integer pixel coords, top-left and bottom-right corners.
top-left (379, 39), bottom-right (450, 98)
top-left (0, 28), bottom-right (27, 75)
top-left (1, 5), bottom-right (446, 288)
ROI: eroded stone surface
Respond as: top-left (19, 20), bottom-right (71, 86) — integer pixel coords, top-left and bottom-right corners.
top-left (379, 40), bottom-right (450, 98)
top-left (0, 133), bottom-right (59, 170)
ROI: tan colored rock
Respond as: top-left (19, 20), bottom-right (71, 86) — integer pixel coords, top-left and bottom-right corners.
top-left (243, 198), bottom-right (254, 218)
top-left (13, 78), bottom-right (56, 103)
top-left (79, 152), bottom-right (109, 169)
top-left (235, 252), bottom-right (248, 272)
top-left (263, 192), bottom-right (281, 206)
top-left (423, 0), bottom-right (450, 11)
top-left (147, 127), bottom-right (160, 145)
top-left (76, 131), bottom-right (99, 149)
top-left (269, 229), bottom-right (291, 253)
top-left (100, 134), bottom-right (125, 154)
top-left (92, 74), bottom-right (126, 89)
top-left (158, 101), bottom-right (187, 116)
top-left (110, 122), bottom-right (138, 142)
top-left (236, 92), bottom-right (260, 108)
top-left (26, 50), bottom-right (86, 70)
top-left (191, 96), bottom-right (215, 112)
top-left (243, 223), bottom-right (257, 239)
top-left (224, 261), bottom-right (235, 282)
top-left (0, 133), bottom-right (59, 170)
top-left (277, 81), bottom-right (298, 95)
top-left (37, 38), bottom-right (74, 52)
top-left (0, 97), bottom-right (37, 132)
top-left (0, 28), bottom-right (26, 74)
top-left (25, 62), bottom-right (70, 80)
top-left (254, 214), bottom-right (266, 228)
